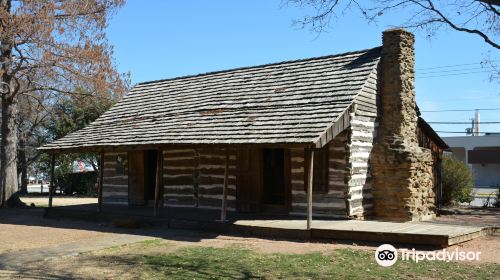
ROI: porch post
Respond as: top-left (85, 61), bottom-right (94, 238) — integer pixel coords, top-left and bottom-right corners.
top-left (48, 152), bottom-right (56, 208)
top-left (154, 148), bottom-right (163, 217)
top-left (307, 148), bottom-right (314, 230)
top-left (220, 147), bottom-right (229, 222)
top-left (97, 152), bottom-right (104, 212)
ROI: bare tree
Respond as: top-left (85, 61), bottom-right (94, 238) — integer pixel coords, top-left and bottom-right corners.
top-left (286, 0), bottom-right (499, 49)
top-left (0, 0), bottom-right (128, 207)
top-left (17, 91), bottom-right (53, 194)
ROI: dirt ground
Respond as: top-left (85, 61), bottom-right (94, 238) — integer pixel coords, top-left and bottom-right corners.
top-left (0, 208), bottom-right (152, 255)
top-left (1, 226), bottom-right (499, 279)
top-left (434, 208), bottom-right (500, 227)
top-left (0, 205), bottom-right (498, 279)
top-left (20, 196), bottom-right (97, 207)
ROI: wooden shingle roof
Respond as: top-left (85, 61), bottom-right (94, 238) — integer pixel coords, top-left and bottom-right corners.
top-left (41, 47), bottom-right (381, 151)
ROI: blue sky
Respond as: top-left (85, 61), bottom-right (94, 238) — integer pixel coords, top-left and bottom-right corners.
top-left (106, 1), bottom-right (500, 137)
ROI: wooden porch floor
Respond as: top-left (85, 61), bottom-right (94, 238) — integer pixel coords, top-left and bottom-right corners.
top-left (44, 204), bottom-right (488, 247)
top-left (233, 219), bottom-right (485, 247)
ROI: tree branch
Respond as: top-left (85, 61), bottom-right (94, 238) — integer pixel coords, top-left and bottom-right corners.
top-left (421, 0), bottom-right (499, 49)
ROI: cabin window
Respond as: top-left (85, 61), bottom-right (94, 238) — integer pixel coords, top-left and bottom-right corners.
top-left (304, 144), bottom-right (329, 194)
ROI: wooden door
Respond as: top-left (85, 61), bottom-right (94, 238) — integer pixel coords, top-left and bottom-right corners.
top-left (143, 150), bottom-right (158, 202)
top-left (261, 149), bottom-right (292, 212)
top-left (128, 151), bottom-right (145, 206)
top-left (237, 148), bottom-right (262, 212)
top-left (262, 148), bottom-right (285, 205)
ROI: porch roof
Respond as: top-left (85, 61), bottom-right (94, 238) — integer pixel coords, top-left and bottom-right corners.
top-left (40, 47), bottom-right (381, 152)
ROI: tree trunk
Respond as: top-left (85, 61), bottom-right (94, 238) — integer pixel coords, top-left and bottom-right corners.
top-left (1, 91), bottom-right (23, 207)
top-left (0, 2), bottom-right (23, 206)
top-left (18, 136), bottom-right (28, 195)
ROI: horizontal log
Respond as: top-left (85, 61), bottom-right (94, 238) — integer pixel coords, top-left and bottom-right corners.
top-left (164, 149), bottom-right (196, 157)
top-left (102, 200), bottom-right (128, 205)
top-left (199, 157), bottom-right (236, 166)
top-left (163, 169), bottom-right (194, 176)
top-left (103, 177), bottom-right (128, 186)
top-left (291, 183), bottom-right (304, 191)
top-left (291, 161), bottom-right (304, 169)
top-left (104, 152), bottom-right (127, 156)
top-left (199, 176), bottom-right (237, 186)
top-left (164, 166), bottom-right (195, 171)
top-left (292, 194), bottom-right (347, 204)
top-left (198, 187), bottom-right (237, 197)
top-left (164, 176), bottom-right (194, 185)
top-left (102, 186), bottom-right (128, 194)
top-left (102, 194), bottom-right (128, 201)
top-left (163, 158), bottom-right (196, 166)
top-left (291, 173), bottom-right (304, 181)
top-left (163, 195), bottom-right (196, 205)
top-left (164, 203), bottom-right (196, 209)
top-left (198, 197), bottom-right (236, 209)
top-left (198, 167), bottom-right (237, 174)
top-left (164, 187), bottom-right (195, 195)
top-left (329, 150), bottom-right (347, 159)
top-left (290, 149), bottom-right (304, 157)
top-left (103, 170), bottom-right (127, 177)
top-left (198, 205), bottom-right (236, 211)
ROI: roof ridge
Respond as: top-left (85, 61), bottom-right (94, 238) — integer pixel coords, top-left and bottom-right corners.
top-left (137, 46), bottom-right (382, 86)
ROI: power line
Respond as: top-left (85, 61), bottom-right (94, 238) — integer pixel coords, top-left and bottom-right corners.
top-left (418, 67), bottom-right (487, 75)
top-left (417, 70), bottom-right (498, 79)
top-left (416, 60), bottom-right (500, 71)
top-left (421, 108), bottom-right (500, 112)
top-left (418, 96), bottom-right (500, 101)
top-left (428, 121), bottom-right (500, 124)
top-left (435, 131), bottom-right (500, 134)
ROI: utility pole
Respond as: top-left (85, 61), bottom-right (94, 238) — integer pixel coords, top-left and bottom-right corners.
top-left (474, 109), bottom-right (480, 136)
top-left (466, 109), bottom-right (481, 136)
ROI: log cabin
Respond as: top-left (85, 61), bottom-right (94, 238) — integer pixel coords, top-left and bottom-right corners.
top-left (40, 29), bottom-right (448, 224)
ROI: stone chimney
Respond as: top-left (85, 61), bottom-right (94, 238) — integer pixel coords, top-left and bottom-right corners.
top-left (371, 29), bottom-right (435, 221)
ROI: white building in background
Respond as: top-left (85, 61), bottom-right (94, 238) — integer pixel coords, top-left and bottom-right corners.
top-left (443, 134), bottom-right (500, 187)
top-left (443, 134), bottom-right (500, 206)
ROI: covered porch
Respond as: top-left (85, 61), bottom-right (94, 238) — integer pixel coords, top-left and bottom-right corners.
top-left (43, 139), bottom-right (348, 231)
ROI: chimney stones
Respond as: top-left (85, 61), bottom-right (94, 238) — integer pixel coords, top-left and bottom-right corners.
top-left (371, 29), bottom-right (436, 221)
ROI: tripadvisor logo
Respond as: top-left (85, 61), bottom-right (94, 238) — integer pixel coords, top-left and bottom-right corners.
top-left (375, 244), bottom-right (398, 267)
top-left (375, 244), bottom-right (482, 267)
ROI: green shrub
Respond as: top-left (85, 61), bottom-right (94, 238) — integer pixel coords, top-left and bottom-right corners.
top-left (441, 156), bottom-right (474, 205)
top-left (56, 171), bottom-right (98, 195)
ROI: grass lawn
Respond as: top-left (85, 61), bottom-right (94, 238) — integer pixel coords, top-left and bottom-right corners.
top-left (121, 240), bottom-right (499, 279)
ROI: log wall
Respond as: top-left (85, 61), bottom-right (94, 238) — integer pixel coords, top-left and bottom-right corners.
top-left (346, 115), bottom-right (376, 218)
top-left (162, 149), bottom-right (197, 208)
top-left (197, 148), bottom-right (237, 210)
top-left (346, 68), bottom-right (378, 218)
top-left (102, 152), bottom-right (129, 205)
top-left (290, 130), bottom-right (350, 218)
top-left (162, 148), bottom-right (237, 210)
